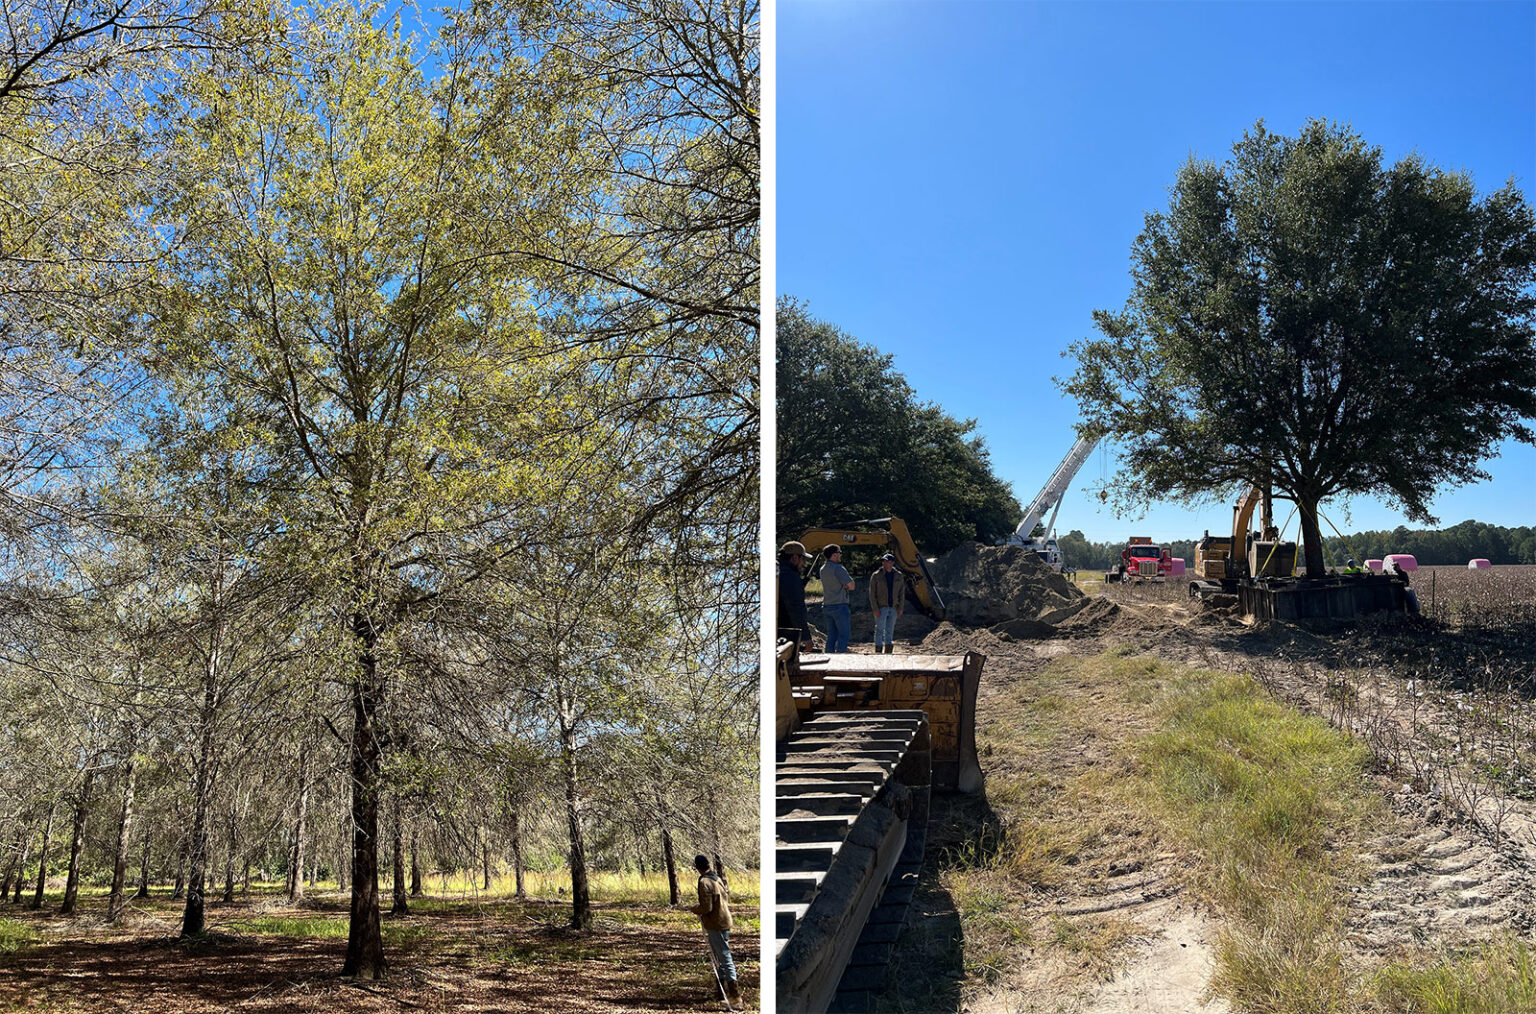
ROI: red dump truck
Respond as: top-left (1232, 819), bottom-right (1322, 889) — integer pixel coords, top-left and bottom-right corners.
top-left (1105, 537), bottom-right (1172, 583)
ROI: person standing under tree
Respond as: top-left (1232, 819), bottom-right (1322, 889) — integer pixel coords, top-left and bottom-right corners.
top-left (818, 545), bottom-right (855, 653)
top-left (690, 854), bottom-right (741, 1007)
top-left (868, 552), bottom-right (904, 653)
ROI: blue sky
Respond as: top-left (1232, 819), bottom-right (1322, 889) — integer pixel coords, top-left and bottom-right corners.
top-left (779, 0), bottom-right (1536, 546)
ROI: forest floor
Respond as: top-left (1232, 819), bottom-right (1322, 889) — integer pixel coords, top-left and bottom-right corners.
top-left (0, 877), bottom-right (759, 1013)
top-left (854, 574), bottom-right (1536, 1014)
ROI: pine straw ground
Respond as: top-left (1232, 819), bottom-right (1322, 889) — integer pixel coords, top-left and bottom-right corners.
top-left (0, 874), bottom-right (759, 1013)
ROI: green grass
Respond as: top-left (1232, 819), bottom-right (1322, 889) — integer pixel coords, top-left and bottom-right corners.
top-left (1370, 939), bottom-right (1536, 1014)
top-left (0, 918), bottom-right (38, 957)
top-left (234, 915), bottom-right (350, 937)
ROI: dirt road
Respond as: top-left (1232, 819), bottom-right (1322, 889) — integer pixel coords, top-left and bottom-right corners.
top-left (866, 579), bottom-right (1536, 1013)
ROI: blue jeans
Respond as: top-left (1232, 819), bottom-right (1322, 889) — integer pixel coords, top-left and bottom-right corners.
top-left (875, 607), bottom-right (898, 647)
top-left (823, 603), bottom-right (850, 653)
top-left (707, 928), bottom-right (736, 982)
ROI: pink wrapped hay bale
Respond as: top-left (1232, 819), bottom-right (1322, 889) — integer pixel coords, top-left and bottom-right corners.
top-left (1384, 554), bottom-right (1418, 574)
top-left (1167, 558), bottom-right (1187, 576)
top-left (1468, 558), bottom-right (1491, 569)
top-left (1365, 559), bottom-right (1383, 573)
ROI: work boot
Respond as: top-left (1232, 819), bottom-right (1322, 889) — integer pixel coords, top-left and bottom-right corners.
top-left (885, 643), bottom-right (895, 654)
top-left (725, 979), bottom-right (742, 1007)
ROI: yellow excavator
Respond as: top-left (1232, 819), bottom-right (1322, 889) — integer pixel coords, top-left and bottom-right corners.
top-left (1190, 485), bottom-right (1413, 620)
top-left (797, 517), bottom-right (946, 620)
top-left (1192, 484), bottom-right (1296, 586)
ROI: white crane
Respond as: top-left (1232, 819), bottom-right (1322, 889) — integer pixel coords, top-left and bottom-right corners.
top-left (1008, 434), bottom-right (1101, 571)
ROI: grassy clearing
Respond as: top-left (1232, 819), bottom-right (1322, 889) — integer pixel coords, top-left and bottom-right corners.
top-left (930, 648), bottom-right (1533, 1013)
top-left (0, 918), bottom-right (38, 959)
top-left (1136, 667), bottom-right (1379, 1012)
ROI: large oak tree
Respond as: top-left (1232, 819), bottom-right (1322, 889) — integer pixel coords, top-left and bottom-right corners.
top-left (1065, 120), bottom-right (1536, 577)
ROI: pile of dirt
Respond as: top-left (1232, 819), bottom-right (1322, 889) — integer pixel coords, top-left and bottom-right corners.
top-left (930, 541), bottom-right (1089, 628)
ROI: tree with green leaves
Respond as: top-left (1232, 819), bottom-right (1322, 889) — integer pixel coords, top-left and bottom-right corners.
top-left (1065, 120), bottom-right (1536, 577)
top-left (777, 297), bottom-right (1020, 553)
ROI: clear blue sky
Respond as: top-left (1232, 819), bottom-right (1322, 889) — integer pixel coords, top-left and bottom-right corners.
top-left (779, 0), bottom-right (1536, 546)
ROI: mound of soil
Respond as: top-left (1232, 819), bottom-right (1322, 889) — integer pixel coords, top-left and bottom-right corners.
top-left (930, 541), bottom-right (1088, 628)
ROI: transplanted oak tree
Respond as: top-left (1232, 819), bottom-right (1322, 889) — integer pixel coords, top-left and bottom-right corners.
top-left (147, 3), bottom-right (608, 978)
top-left (1064, 120), bottom-right (1536, 577)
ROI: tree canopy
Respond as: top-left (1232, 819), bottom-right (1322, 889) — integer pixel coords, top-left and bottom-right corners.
top-left (1063, 119), bottom-right (1536, 577)
top-left (0, 0), bottom-right (758, 987)
top-left (776, 298), bottom-right (1019, 554)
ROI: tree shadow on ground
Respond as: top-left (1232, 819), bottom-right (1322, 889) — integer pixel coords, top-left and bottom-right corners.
top-left (0, 895), bottom-right (760, 1013)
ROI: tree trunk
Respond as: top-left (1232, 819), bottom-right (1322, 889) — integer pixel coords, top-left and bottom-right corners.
top-left (172, 841), bottom-right (187, 900)
top-left (390, 801), bottom-right (407, 916)
top-left (1298, 496), bottom-right (1327, 578)
top-left (135, 830), bottom-right (151, 899)
top-left (61, 770), bottom-right (96, 916)
top-left (409, 830), bottom-right (422, 897)
top-left (290, 739), bottom-right (310, 902)
top-left (181, 662), bottom-right (220, 936)
top-left (482, 831), bottom-right (491, 891)
top-left (342, 614), bottom-right (386, 979)
top-left (110, 754), bottom-right (140, 919)
top-left (9, 827), bottom-right (30, 903)
top-left (222, 808), bottom-right (237, 903)
top-left (707, 786), bottom-right (727, 890)
top-left (559, 718), bottom-right (591, 931)
top-left (0, 824), bottom-right (24, 901)
top-left (509, 810), bottom-right (525, 901)
top-left (660, 819), bottom-right (680, 907)
top-left (242, 857), bottom-right (250, 894)
top-left (1, 823), bottom-right (28, 902)
top-left (29, 805), bottom-right (54, 909)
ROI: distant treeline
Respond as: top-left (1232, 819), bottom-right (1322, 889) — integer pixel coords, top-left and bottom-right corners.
top-left (1055, 520), bottom-right (1536, 570)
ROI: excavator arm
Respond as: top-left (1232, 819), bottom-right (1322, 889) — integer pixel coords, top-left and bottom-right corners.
top-left (798, 517), bottom-right (947, 620)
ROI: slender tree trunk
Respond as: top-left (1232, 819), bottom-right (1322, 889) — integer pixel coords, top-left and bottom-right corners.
top-left (390, 800), bottom-right (407, 916)
top-left (135, 830), bottom-right (151, 899)
top-left (9, 828), bottom-right (31, 903)
top-left (110, 753), bottom-right (140, 919)
top-left (0, 824), bottom-right (24, 901)
top-left (29, 805), bottom-right (54, 909)
top-left (342, 613), bottom-right (386, 979)
top-left (181, 656), bottom-right (220, 936)
top-left (481, 831), bottom-right (491, 891)
top-left (707, 786), bottom-right (727, 890)
top-left (559, 716), bottom-right (591, 931)
top-left (222, 807), bottom-right (237, 903)
top-left (409, 831), bottom-right (422, 897)
top-left (659, 798), bottom-right (680, 907)
top-left (242, 856), bottom-right (250, 894)
top-left (290, 740), bottom-right (310, 902)
top-left (60, 770), bottom-right (96, 916)
top-left (172, 841), bottom-right (187, 900)
top-left (509, 810), bottom-right (525, 901)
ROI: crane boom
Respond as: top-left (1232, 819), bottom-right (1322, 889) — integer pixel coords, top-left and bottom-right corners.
top-left (1011, 435), bottom-right (1100, 544)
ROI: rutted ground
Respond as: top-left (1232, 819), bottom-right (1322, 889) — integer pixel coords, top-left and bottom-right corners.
top-left (855, 548), bottom-right (1536, 1014)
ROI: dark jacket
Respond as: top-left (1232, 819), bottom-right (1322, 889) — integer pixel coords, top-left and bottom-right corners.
top-left (778, 557), bottom-right (810, 641)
